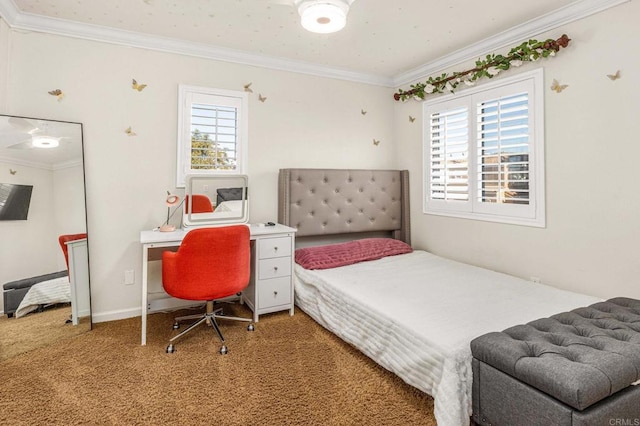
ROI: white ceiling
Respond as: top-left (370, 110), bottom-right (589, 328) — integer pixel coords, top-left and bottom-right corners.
top-left (1, 0), bottom-right (625, 86)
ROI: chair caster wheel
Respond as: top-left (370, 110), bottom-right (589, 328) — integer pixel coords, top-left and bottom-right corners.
top-left (166, 344), bottom-right (176, 354)
top-left (247, 324), bottom-right (255, 332)
top-left (220, 345), bottom-right (228, 355)
top-left (172, 322), bottom-right (180, 330)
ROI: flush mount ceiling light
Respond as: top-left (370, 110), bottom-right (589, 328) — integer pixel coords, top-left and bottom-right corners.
top-left (296, 0), bottom-right (355, 34)
top-left (32, 135), bottom-right (60, 148)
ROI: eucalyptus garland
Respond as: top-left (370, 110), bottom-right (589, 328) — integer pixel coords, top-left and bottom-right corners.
top-left (393, 34), bottom-right (571, 101)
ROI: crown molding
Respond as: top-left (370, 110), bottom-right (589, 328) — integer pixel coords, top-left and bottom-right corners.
top-left (0, 154), bottom-right (82, 170)
top-left (392, 0), bottom-right (630, 87)
top-left (0, 0), bottom-right (629, 89)
top-left (0, 154), bottom-right (51, 170)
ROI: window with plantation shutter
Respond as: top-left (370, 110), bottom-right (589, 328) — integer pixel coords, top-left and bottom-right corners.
top-left (423, 69), bottom-right (545, 227)
top-left (176, 85), bottom-right (248, 187)
top-left (428, 102), bottom-right (471, 211)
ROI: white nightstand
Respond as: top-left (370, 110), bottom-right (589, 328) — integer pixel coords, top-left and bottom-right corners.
top-left (244, 227), bottom-right (296, 322)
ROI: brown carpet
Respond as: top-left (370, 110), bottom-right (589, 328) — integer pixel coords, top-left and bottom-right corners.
top-left (0, 304), bottom-right (436, 425)
top-left (0, 305), bottom-right (91, 362)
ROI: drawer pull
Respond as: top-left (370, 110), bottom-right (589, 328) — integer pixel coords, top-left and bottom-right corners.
top-left (273, 266), bottom-right (278, 272)
top-left (274, 246), bottom-right (279, 252)
top-left (274, 291), bottom-right (278, 296)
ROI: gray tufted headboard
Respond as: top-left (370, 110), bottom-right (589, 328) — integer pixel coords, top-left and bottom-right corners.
top-left (278, 168), bottom-right (410, 245)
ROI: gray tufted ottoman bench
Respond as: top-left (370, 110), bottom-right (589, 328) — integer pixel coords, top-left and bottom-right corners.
top-left (470, 297), bottom-right (640, 426)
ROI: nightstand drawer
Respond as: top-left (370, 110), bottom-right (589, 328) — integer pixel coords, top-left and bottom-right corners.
top-left (258, 236), bottom-right (292, 259)
top-left (258, 276), bottom-right (292, 308)
top-left (258, 257), bottom-right (291, 280)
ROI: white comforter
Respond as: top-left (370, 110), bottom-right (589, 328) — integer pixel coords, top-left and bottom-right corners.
top-left (15, 276), bottom-right (71, 318)
top-left (294, 250), bottom-right (601, 426)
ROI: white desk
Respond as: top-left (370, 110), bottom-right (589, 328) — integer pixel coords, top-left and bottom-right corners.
top-left (65, 238), bottom-right (91, 325)
top-left (140, 223), bottom-right (296, 345)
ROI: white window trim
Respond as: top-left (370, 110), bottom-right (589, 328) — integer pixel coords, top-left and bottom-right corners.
top-left (176, 84), bottom-right (248, 188)
top-left (422, 68), bottom-right (545, 227)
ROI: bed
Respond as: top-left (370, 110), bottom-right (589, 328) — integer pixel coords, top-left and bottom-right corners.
top-left (15, 275), bottom-right (71, 318)
top-left (278, 168), bottom-right (601, 426)
top-left (3, 270), bottom-right (68, 318)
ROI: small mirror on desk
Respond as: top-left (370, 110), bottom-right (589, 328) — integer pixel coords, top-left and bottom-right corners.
top-left (183, 174), bottom-right (248, 228)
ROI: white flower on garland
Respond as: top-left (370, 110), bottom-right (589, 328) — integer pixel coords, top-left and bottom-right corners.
top-left (511, 60), bottom-right (523, 67)
top-left (487, 67), bottom-right (501, 77)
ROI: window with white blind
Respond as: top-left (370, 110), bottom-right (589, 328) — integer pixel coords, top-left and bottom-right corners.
top-left (176, 85), bottom-right (248, 187)
top-left (423, 69), bottom-right (545, 227)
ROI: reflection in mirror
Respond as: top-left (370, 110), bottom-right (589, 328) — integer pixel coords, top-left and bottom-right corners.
top-left (0, 115), bottom-right (90, 361)
top-left (183, 174), bottom-right (248, 228)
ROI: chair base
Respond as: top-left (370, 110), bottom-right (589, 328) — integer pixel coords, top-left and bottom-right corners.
top-left (166, 301), bottom-right (254, 354)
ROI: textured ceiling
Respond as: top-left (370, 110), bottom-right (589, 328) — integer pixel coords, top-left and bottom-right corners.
top-left (8, 0), bottom-right (579, 78)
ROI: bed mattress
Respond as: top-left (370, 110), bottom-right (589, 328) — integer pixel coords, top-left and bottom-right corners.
top-left (15, 275), bottom-right (71, 318)
top-left (294, 250), bottom-right (600, 426)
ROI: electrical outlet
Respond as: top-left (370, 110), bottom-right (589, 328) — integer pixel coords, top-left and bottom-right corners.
top-left (124, 270), bottom-right (135, 285)
top-left (530, 276), bottom-right (541, 284)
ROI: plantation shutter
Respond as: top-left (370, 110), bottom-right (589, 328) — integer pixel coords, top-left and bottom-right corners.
top-left (422, 69), bottom-right (544, 226)
top-left (476, 92), bottom-right (530, 205)
top-left (425, 99), bottom-right (471, 213)
top-left (177, 85), bottom-right (247, 187)
top-left (190, 103), bottom-right (238, 171)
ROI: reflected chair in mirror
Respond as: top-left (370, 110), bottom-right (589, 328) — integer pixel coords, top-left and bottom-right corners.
top-left (184, 194), bottom-right (214, 213)
top-left (161, 225), bottom-right (254, 354)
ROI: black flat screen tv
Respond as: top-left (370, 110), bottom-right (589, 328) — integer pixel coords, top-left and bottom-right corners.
top-left (0, 183), bottom-right (34, 220)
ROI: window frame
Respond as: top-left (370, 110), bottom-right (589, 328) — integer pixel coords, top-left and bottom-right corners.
top-left (422, 68), bottom-right (545, 227)
top-left (176, 84), bottom-right (248, 188)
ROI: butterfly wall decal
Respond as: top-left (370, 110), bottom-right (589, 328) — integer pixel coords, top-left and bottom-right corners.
top-left (372, 139), bottom-right (380, 146)
top-left (409, 116), bottom-right (416, 123)
top-left (607, 70), bottom-right (621, 81)
top-left (132, 79), bottom-right (147, 92)
top-left (550, 79), bottom-right (568, 93)
top-left (125, 126), bottom-right (137, 136)
top-left (244, 83), bottom-right (253, 93)
top-left (48, 89), bottom-right (64, 101)
top-left (9, 169), bottom-right (17, 175)
top-left (361, 109), bottom-right (367, 115)
top-left (258, 94), bottom-right (267, 102)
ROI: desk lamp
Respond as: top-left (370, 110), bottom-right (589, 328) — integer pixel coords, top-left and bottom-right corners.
top-left (160, 192), bottom-right (181, 232)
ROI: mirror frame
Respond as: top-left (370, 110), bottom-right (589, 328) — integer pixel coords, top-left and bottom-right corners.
top-left (183, 174), bottom-right (249, 228)
top-left (0, 114), bottom-right (91, 330)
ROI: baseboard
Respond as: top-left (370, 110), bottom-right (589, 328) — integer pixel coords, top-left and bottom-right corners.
top-left (91, 307), bottom-right (141, 323)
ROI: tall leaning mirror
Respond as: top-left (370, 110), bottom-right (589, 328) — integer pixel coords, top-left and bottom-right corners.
top-left (0, 114), bottom-right (90, 361)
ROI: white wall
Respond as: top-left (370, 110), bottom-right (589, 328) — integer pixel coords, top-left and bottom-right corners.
top-left (1, 29), bottom-right (396, 321)
top-left (0, 19), bottom-right (9, 111)
top-left (394, 1), bottom-right (640, 300)
top-left (0, 161), bottom-right (57, 309)
top-left (52, 163), bottom-right (87, 266)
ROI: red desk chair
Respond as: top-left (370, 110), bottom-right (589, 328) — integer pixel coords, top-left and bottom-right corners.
top-left (162, 225), bottom-right (254, 354)
top-left (184, 194), bottom-right (214, 213)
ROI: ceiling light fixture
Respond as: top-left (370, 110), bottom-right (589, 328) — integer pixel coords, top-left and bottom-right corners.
top-left (296, 0), bottom-right (354, 34)
top-left (32, 135), bottom-right (60, 148)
